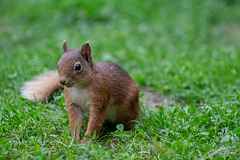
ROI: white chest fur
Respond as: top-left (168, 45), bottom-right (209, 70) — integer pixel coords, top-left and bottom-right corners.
top-left (71, 86), bottom-right (91, 113)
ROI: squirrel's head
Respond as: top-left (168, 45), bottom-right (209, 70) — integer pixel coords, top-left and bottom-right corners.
top-left (57, 40), bottom-right (94, 88)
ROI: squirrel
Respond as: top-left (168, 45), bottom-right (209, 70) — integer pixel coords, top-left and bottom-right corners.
top-left (21, 40), bottom-right (140, 144)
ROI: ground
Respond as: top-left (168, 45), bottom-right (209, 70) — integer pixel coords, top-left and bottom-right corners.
top-left (0, 0), bottom-right (240, 159)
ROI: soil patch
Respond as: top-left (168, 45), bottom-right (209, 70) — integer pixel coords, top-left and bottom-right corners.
top-left (140, 90), bottom-right (174, 108)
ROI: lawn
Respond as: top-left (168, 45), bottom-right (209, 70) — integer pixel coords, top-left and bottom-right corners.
top-left (1, 0), bottom-right (240, 159)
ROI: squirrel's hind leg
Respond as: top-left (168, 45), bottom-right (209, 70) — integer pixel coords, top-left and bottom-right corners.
top-left (116, 100), bottom-right (140, 130)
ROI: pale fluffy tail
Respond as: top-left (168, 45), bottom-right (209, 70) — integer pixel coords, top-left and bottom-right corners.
top-left (21, 71), bottom-right (61, 102)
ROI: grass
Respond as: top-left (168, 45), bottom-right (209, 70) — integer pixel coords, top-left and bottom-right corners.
top-left (0, 0), bottom-right (240, 159)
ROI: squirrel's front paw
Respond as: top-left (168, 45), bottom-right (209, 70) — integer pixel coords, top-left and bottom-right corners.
top-left (81, 138), bottom-right (90, 144)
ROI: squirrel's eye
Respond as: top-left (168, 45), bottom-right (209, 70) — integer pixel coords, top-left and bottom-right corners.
top-left (75, 64), bottom-right (81, 71)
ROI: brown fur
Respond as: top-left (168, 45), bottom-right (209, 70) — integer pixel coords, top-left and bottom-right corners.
top-left (21, 41), bottom-right (140, 144)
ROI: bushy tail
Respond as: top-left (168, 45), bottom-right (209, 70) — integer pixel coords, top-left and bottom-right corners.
top-left (21, 71), bottom-right (61, 102)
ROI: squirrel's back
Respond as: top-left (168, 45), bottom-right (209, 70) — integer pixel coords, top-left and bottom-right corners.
top-left (97, 62), bottom-right (139, 105)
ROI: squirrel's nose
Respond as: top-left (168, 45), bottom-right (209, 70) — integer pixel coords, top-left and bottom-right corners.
top-left (59, 79), bottom-right (65, 85)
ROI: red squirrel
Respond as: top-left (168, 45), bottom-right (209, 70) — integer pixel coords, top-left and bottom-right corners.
top-left (21, 41), bottom-right (140, 144)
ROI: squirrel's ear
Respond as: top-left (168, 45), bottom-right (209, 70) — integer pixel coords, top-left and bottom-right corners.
top-left (80, 41), bottom-right (92, 63)
top-left (63, 40), bottom-right (68, 53)
top-left (81, 41), bottom-right (91, 55)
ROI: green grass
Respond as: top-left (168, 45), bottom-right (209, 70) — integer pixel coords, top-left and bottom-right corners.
top-left (1, 0), bottom-right (240, 159)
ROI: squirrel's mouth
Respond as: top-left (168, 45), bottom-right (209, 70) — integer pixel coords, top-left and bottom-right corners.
top-left (60, 82), bottom-right (74, 88)
top-left (65, 81), bottom-right (75, 88)
top-left (65, 83), bottom-right (73, 88)
top-left (59, 78), bottom-right (74, 88)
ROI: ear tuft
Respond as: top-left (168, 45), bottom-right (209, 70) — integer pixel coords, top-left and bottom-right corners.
top-left (81, 41), bottom-right (91, 55)
top-left (63, 40), bottom-right (68, 53)
top-left (81, 41), bottom-right (92, 63)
